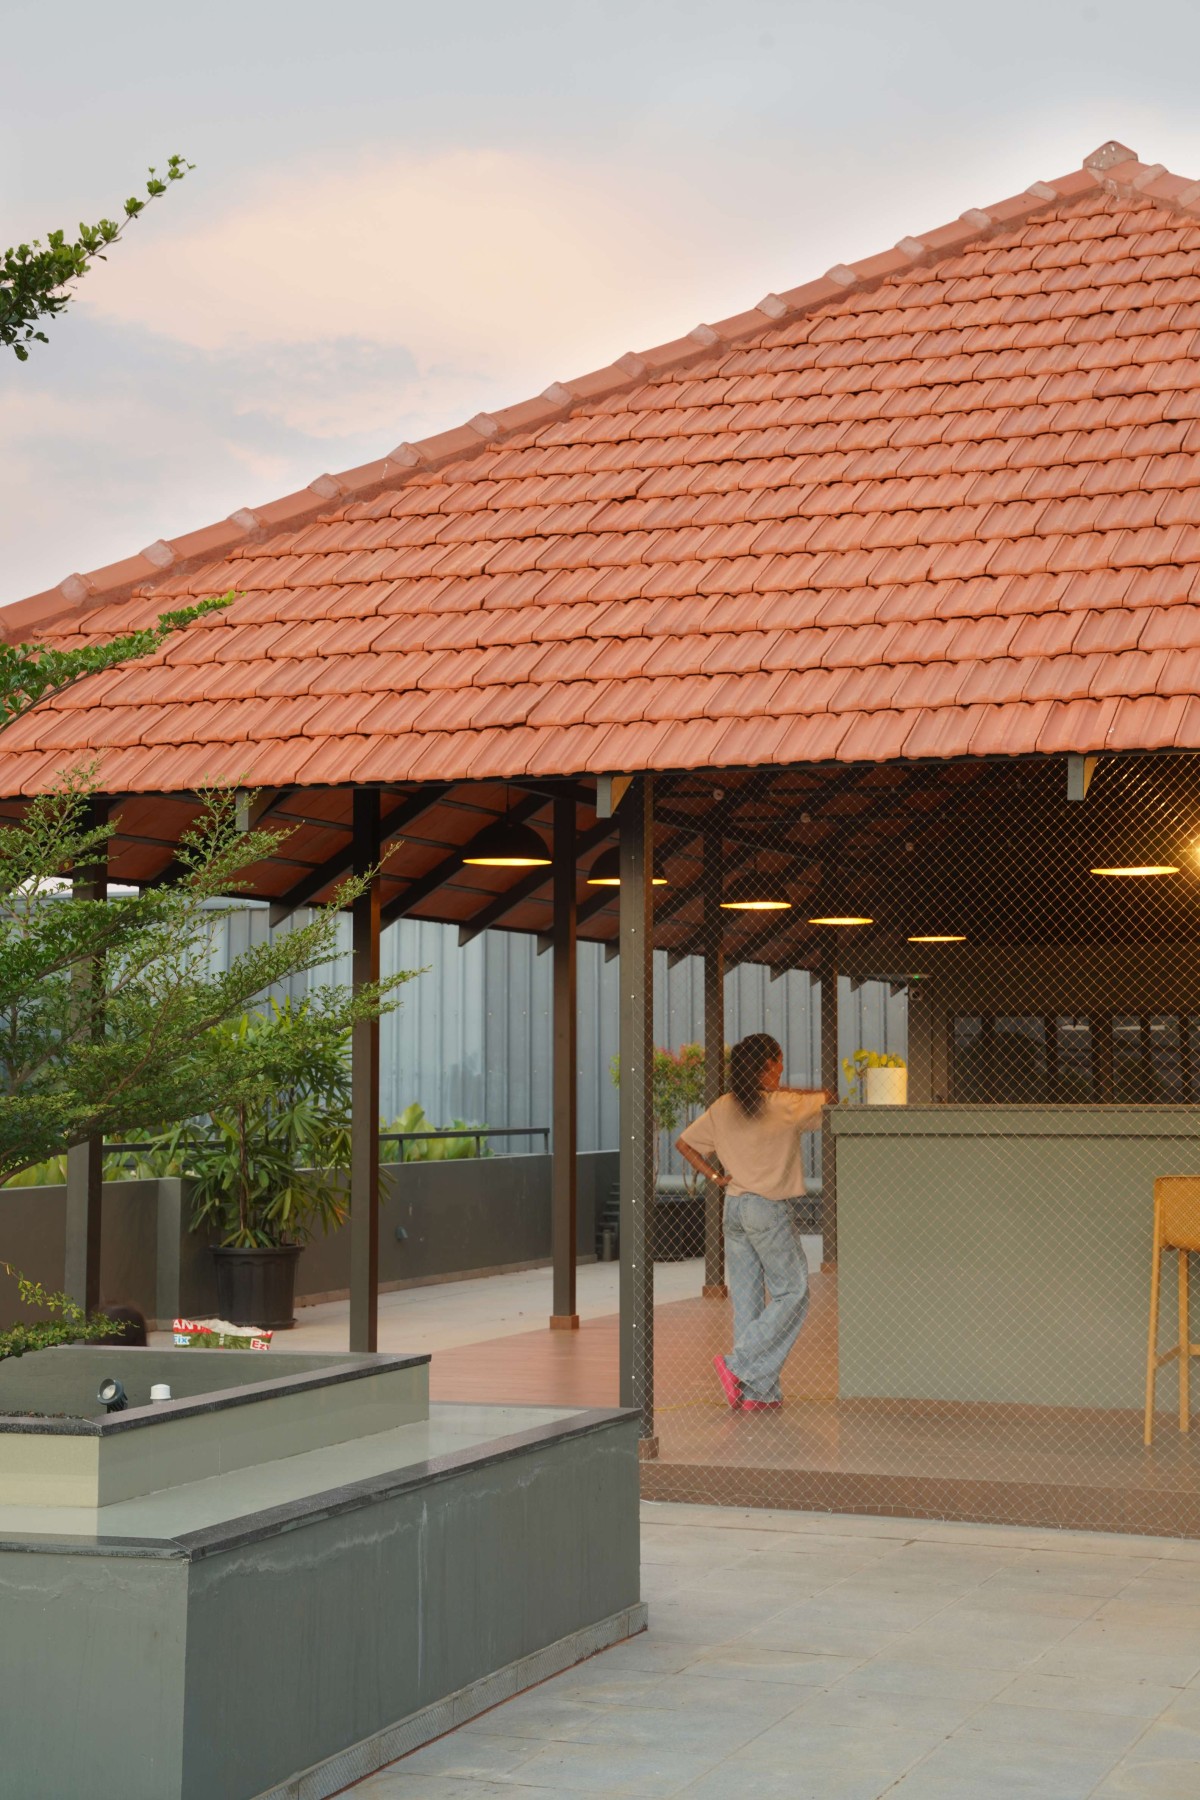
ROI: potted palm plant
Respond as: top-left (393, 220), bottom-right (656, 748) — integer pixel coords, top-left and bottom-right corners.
top-left (160, 1000), bottom-right (353, 1329)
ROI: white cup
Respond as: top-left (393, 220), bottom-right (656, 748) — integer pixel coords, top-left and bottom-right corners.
top-left (150, 1384), bottom-right (172, 1403)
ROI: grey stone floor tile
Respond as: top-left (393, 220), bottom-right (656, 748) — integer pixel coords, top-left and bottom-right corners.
top-left (880, 1623), bottom-right (1053, 1672)
top-left (1159, 1684), bottom-right (1200, 1727)
top-left (349, 1778), bottom-right (524, 1799)
top-left (679, 1758), bottom-right (921, 1800)
top-left (1092, 1759), bottom-right (1200, 1798)
top-left (1031, 1642), bottom-right (1200, 1688)
top-left (564, 1700), bottom-right (776, 1758)
top-left (386, 1732), bottom-right (539, 1781)
top-left (999, 1670), bottom-right (1185, 1718)
top-left (957, 1698), bottom-right (1150, 1755)
top-left (1112, 1718), bottom-right (1200, 1767)
top-left (784, 1681), bottom-right (982, 1736)
top-left (687, 1644), bottom-right (862, 1687)
top-left (826, 1653), bottom-right (1015, 1705)
top-left (548, 1661), bottom-right (671, 1705)
top-left (342, 1504), bottom-right (1200, 1799)
top-left (884, 1730), bottom-right (1121, 1799)
top-left (642, 1671), bottom-right (808, 1719)
top-left (738, 1610), bottom-right (910, 1660)
top-left (498, 1739), bottom-right (721, 1795)
top-left (723, 1719), bottom-right (941, 1783)
top-left (454, 1692), bottom-right (596, 1742)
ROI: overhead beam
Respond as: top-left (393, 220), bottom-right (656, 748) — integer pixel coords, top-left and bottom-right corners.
top-left (510, 777), bottom-right (596, 809)
top-left (271, 784), bottom-right (451, 924)
top-left (596, 773), bottom-right (633, 818)
top-left (1067, 753), bottom-right (1099, 801)
top-left (381, 790), bottom-right (546, 928)
top-left (145, 788), bottom-right (294, 889)
top-left (458, 816), bottom-right (612, 947)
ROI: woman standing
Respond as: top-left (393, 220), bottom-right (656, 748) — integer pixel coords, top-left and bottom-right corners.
top-left (676, 1034), bottom-right (826, 1410)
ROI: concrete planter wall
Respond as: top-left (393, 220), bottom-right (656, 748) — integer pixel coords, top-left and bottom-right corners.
top-left (0, 1150), bottom-right (618, 1329)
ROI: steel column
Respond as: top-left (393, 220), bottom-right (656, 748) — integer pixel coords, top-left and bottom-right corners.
top-left (64, 798), bottom-right (108, 1314)
top-left (819, 953), bottom-right (839, 1270)
top-left (618, 774), bottom-right (656, 1451)
top-left (349, 787), bottom-right (381, 1353)
top-left (1093, 1013), bottom-right (1114, 1104)
top-left (550, 791), bottom-right (579, 1329)
top-left (701, 827), bottom-right (727, 1297)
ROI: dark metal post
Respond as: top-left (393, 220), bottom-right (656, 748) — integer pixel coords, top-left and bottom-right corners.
top-left (65, 798), bottom-right (108, 1314)
top-left (1093, 1014), bottom-right (1114, 1104)
top-left (550, 791), bottom-right (579, 1329)
top-left (1181, 1013), bottom-right (1194, 1102)
top-left (702, 827), bottom-right (727, 1297)
top-left (819, 952), bottom-right (839, 1270)
top-left (349, 787), bottom-right (381, 1353)
top-left (1044, 1015), bottom-right (1059, 1102)
top-left (619, 774), bottom-right (656, 1451)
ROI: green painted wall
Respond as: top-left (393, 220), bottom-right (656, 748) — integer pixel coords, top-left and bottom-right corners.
top-left (833, 1105), bottom-right (1200, 1408)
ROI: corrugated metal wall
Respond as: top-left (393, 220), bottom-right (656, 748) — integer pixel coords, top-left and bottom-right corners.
top-left (218, 906), bottom-right (906, 1171)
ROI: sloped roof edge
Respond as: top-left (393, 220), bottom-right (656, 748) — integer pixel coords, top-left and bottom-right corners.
top-left (4, 138), bottom-right (1186, 643)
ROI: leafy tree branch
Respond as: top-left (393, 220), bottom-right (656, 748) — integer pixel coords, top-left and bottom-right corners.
top-left (2, 155), bottom-right (193, 360)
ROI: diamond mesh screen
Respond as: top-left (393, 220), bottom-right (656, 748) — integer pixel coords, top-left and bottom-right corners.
top-left (631, 752), bottom-right (1200, 1536)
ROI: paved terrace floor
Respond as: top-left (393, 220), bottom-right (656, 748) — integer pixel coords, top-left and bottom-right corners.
top-left (347, 1500), bottom-right (1200, 1800)
top-left (253, 1258), bottom-right (1200, 1536)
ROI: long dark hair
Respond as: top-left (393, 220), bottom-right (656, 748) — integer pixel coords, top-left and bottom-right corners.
top-left (729, 1034), bottom-right (781, 1117)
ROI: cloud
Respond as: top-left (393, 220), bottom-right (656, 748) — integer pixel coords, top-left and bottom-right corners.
top-left (76, 147), bottom-right (718, 383)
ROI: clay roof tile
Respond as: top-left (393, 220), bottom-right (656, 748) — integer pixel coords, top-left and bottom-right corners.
top-left (10, 147), bottom-right (1200, 792)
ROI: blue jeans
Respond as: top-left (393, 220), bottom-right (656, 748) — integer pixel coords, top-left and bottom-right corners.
top-left (724, 1192), bottom-right (810, 1403)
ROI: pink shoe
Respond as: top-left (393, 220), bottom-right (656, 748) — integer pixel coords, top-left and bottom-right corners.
top-left (712, 1354), bottom-right (742, 1408)
top-left (741, 1400), bottom-right (782, 1412)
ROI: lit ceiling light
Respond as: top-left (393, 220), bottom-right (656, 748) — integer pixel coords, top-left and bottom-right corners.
top-left (720, 872), bottom-right (792, 911)
top-left (907, 934), bottom-right (967, 944)
top-left (463, 818), bottom-right (552, 868)
top-left (585, 846), bottom-right (667, 887)
top-left (808, 915), bottom-right (873, 927)
top-left (1090, 865), bottom-right (1179, 877)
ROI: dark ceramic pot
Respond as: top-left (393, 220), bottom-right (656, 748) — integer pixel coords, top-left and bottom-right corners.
top-left (211, 1245), bottom-right (301, 1329)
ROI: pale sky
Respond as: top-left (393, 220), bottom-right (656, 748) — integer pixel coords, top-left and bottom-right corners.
top-left (5, 0), bottom-right (1200, 602)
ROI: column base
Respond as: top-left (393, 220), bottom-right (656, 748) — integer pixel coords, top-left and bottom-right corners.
top-left (549, 1314), bottom-right (580, 1331)
top-left (637, 1435), bottom-right (660, 1462)
top-left (702, 1284), bottom-right (729, 1299)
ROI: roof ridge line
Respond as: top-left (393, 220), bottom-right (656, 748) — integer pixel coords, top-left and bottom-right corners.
top-left (5, 142), bottom-right (1184, 642)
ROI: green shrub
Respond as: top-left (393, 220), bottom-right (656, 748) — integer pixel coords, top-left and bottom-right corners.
top-left (0, 1263), bottom-right (118, 1362)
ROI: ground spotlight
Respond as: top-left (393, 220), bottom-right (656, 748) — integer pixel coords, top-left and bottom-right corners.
top-left (97, 1376), bottom-right (126, 1414)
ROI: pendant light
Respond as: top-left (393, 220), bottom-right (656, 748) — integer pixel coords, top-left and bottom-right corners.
top-left (720, 868), bottom-right (792, 911)
top-left (462, 794), bottom-right (551, 869)
top-left (808, 914), bottom-right (873, 927)
top-left (1090, 865), bottom-right (1179, 877)
top-left (907, 934), bottom-right (967, 944)
top-left (585, 846), bottom-right (667, 886)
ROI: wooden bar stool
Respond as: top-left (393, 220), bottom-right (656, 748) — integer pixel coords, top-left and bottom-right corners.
top-left (1145, 1176), bottom-right (1200, 1445)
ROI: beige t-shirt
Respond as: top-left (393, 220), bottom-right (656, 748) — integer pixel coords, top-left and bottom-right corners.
top-left (680, 1090), bottom-right (825, 1201)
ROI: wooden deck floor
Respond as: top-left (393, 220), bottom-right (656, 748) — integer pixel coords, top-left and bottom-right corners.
top-left (430, 1272), bottom-right (1200, 1538)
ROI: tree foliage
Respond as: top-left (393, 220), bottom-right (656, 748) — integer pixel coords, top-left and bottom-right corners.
top-left (2, 156), bottom-right (192, 361)
top-left (0, 1263), bottom-right (121, 1362)
top-left (161, 1000), bottom-right (363, 1249)
top-left (0, 781), bottom-right (410, 1184)
top-left (0, 594), bottom-right (232, 729)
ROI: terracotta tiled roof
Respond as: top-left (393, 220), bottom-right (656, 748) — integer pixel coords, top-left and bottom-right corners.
top-left (6, 139), bottom-right (1200, 797)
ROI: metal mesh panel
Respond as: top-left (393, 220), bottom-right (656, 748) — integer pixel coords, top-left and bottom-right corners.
top-left (633, 753), bottom-right (1200, 1536)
